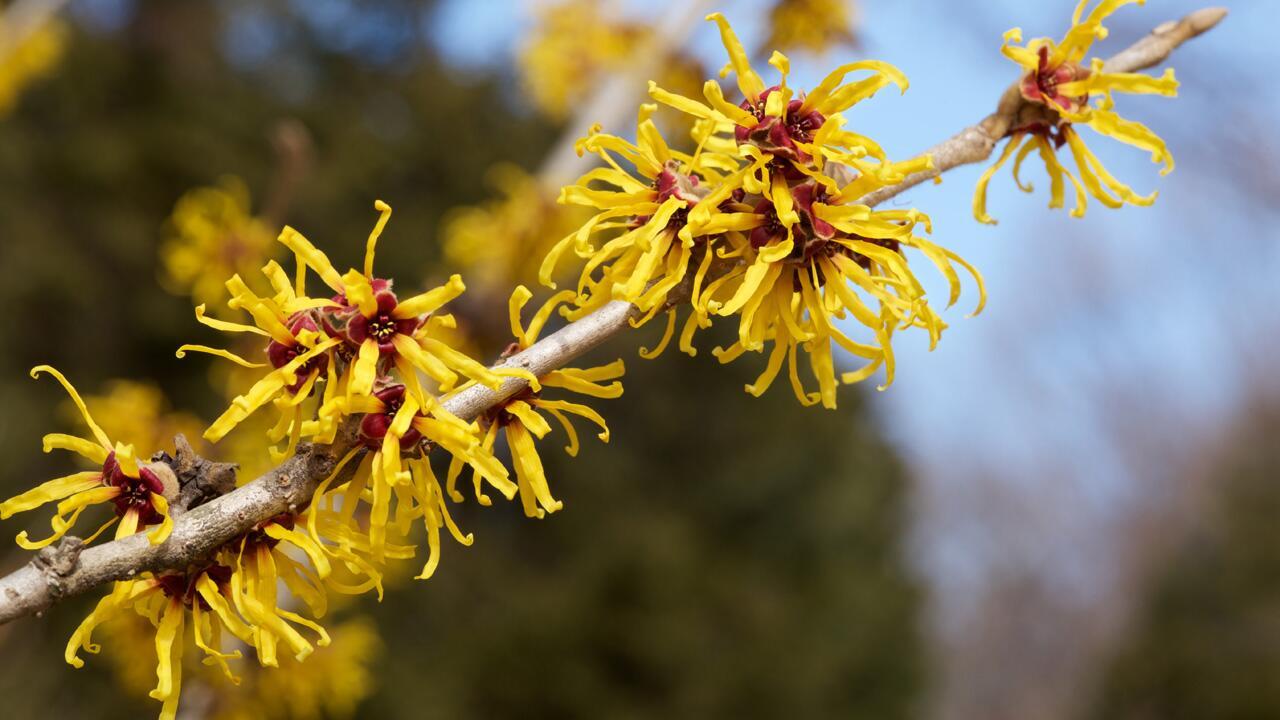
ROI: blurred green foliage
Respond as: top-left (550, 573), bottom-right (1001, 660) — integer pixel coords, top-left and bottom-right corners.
top-left (1091, 403), bottom-right (1280, 719)
top-left (0, 1), bottom-right (926, 717)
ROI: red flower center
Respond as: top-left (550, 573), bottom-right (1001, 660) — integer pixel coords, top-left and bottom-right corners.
top-left (101, 452), bottom-right (165, 525)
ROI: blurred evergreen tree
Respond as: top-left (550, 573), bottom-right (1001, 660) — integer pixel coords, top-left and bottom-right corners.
top-left (1090, 403), bottom-right (1280, 719)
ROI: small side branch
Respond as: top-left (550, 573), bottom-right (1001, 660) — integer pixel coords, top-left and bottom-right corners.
top-left (857, 6), bottom-right (1226, 209)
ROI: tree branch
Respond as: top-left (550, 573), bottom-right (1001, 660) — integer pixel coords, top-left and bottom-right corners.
top-left (0, 6), bottom-right (1228, 626)
top-left (856, 6), bottom-right (1227, 209)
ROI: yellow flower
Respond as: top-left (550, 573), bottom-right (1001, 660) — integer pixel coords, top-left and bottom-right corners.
top-left (540, 105), bottom-right (750, 329)
top-left (183, 200), bottom-right (532, 458)
top-left (0, 366), bottom-right (174, 549)
top-left (222, 514), bottom-right (332, 668)
top-left (446, 286), bottom-right (623, 519)
top-left (160, 177), bottom-right (277, 306)
top-left (764, 0), bottom-right (858, 56)
top-left (519, 0), bottom-right (641, 120)
top-left (309, 384), bottom-right (511, 581)
top-left (0, 18), bottom-right (65, 116)
top-left (974, 0), bottom-right (1178, 223)
top-left (280, 200), bottom-right (532, 404)
top-left (648, 13), bottom-right (928, 209)
top-left (710, 183), bottom-right (983, 408)
top-left (65, 566), bottom-right (255, 720)
top-left (177, 262), bottom-right (340, 458)
top-left (442, 163), bottom-right (590, 290)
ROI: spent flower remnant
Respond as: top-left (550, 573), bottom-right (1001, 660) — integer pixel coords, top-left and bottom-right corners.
top-left (974, 0), bottom-right (1179, 223)
top-left (551, 13), bottom-right (983, 407)
top-left (0, 367), bottom-right (174, 549)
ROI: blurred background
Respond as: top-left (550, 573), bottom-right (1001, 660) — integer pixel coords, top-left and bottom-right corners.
top-left (0, 0), bottom-right (1274, 718)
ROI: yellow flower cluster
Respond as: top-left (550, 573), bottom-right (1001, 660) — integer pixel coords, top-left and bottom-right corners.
top-left (544, 13), bottom-right (983, 408)
top-left (0, 16), bottom-right (65, 116)
top-left (974, 0), bottom-right (1178, 223)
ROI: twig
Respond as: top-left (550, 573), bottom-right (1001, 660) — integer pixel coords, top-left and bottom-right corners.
top-left (0, 7), bottom-right (1227, 627)
top-left (856, 7), bottom-right (1227, 209)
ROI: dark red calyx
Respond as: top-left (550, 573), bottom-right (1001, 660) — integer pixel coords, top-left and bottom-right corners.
top-left (240, 513), bottom-right (296, 553)
top-left (345, 286), bottom-right (418, 355)
top-left (486, 386), bottom-right (540, 429)
top-left (101, 451), bottom-right (166, 525)
top-left (735, 87), bottom-right (825, 163)
top-left (158, 563), bottom-right (233, 609)
top-left (266, 314), bottom-right (329, 391)
top-left (359, 384), bottom-right (423, 450)
top-left (749, 181), bottom-right (837, 255)
top-left (1021, 45), bottom-right (1090, 113)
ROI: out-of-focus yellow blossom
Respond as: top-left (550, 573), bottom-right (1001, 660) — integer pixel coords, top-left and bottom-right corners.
top-left (442, 163), bottom-right (590, 290)
top-left (65, 566), bottom-right (254, 720)
top-left (974, 0), bottom-right (1178, 223)
top-left (446, 286), bottom-right (622, 519)
top-left (765, 0), bottom-right (857, 55)
top-left (80, 380), bottom-right (208, 460)
top-left (161, 177), bottom-right (277, 306)
top-left (0, 367), bottom-right (174, 548)
top-left (520, 0), bottom-right (641, 120)
top-left (210, 619), bottom-right (379, 720)
top-left (0, 16), bottom-right (65, 116)
top-left (102, 614), bottom-right (380, 720)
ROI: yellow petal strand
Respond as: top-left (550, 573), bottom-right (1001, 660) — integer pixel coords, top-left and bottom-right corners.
top-left (364, 200), bottom-right (392, 279)
top-left (149, 599), bottom-right (184, 703)
top-left (507, 285), bottom-right (534, 348)
top-left (1087, 109), bottom-right (1175, 175)
top-left (706, 12), bottom-right (765, 101)
top-left (41, 433), bottom-right (110, 463)
top-left (393, 274), bottom-right (466, 320)
top-left (508, 422), bottom-right (562, 516)
top-left (0, 471), bottom-right (100, 519)
top-left (341, 270), bottom-right (378, 317)
top-left (175, 344), bottom-right (267, 368)
top-left (534, 399), bottom-right (611, 443)
top-left (542, 406), bottom-right (582, 457)
top-left (193, 304), bottom-right (268, 336)
top-left (146, 493), bottom-right (173, 545)
top-left (349, 338), bottom-right (381, 398)
top-left (638, 309), bottom-right (677, 360)
top-left (30, 365), bottom-right (111, 449)
top-left (278, 226), bottom-right (345, 292)
top-left (972, 133), bottom-right (1025, 225)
